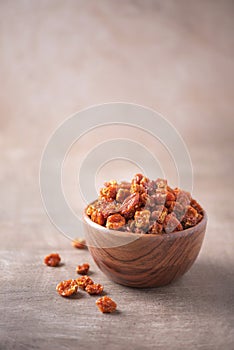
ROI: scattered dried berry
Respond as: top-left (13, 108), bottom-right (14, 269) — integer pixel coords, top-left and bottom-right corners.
top-left (72, 238), bottom-right (86, 249)
top-left (85, 283), bottom-right (104, 295)
top-left (86, 174), bottom-right (204, 234)
top-left (56, 279), bottom-right (78, 297)
top-left (44, 253), bottom-right (61, 267)
top-left (76, 263), bottom-right (90, 275)
top-left (76, 263), bottom-right (89, 275)
top-left (76, 275), bottom-right (94, 289)
top-left (96, 296), bottom-right (117, 313)
top-left (48, 253), bottom-right (117, 314)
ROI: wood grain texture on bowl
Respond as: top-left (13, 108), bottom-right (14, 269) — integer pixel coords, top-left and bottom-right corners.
top-left (83, 212), bottom-right (207, 288)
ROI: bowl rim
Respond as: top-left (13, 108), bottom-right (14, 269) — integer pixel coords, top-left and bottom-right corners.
top-left (83, 206), bottom-right (207, 239)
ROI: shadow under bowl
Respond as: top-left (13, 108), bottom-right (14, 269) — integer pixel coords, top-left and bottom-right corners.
top-left (83, 211), bottom-right (207, 288)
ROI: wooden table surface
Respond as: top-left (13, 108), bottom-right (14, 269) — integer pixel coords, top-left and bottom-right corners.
top-left (0, 1), bottom-right (234, 349)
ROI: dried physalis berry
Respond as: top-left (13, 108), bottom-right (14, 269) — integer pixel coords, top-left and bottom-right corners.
top-left (85, 283), bottom-right (104, 295)
top-left (166, 190), bottom-right (176, 202)
top-left (140, 176), bottom-right (149, 187)
top-left (164, 213), bottom-right (183, 233)
top-left (134, 210), bottom-right (151, 230)
top-left (76, 263), bottom-right (90, 275)
top-left (76, 275), bottom-right (94, 289)
top-left (190, 199), bottom-right (203, 214)
top-left (56, 279), bottom-right (78, 297)
top-left (72, 238), bottom-right (86, 249)
top-left (86, 204), bottom-right (95, 217)
top-left (153, 190), bottom-right (167, 205)
top-left (120, 192), bottom-right (140, 219)
top-left (44, 253), bottom-right (61, 267)
top-left (91, 209), bottom-right (105, 226)
top-left (132, 173), bottom-right (144, 185)
top-left (182, 206), bottom-right (201, 228)
top-left (116, 188), bottom-right (131, 203)
top-left (99, 180), bottom-right (117, 202)
top-left (155, 178), bottom-right (167, 190)
top-left (148, 222), bottom-right (163, 234)
top-left (157, 207), bottom-right (168, 224)
top-left (106, 213), bottom-right (126, 230)
top-left (130, 183), bottom-right (145, 195)
top-left (96, 296), bottom-right (117, 313)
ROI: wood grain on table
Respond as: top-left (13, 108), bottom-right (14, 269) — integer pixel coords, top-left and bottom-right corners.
top-left (0, 1), bottom-right (234, 349)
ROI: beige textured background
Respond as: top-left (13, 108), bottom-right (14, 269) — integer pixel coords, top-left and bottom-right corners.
top-left (0, 1), bottom-right (234, 349)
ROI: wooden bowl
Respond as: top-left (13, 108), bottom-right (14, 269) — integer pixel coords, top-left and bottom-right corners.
top-left (83, 211), bottom-right (207, 288)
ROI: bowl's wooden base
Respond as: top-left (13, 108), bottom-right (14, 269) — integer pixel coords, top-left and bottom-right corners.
top-left (86, 214), bottom-right (207, 288)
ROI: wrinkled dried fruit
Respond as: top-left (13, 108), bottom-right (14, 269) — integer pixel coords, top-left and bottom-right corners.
top-left (134, 210), bottom-right (151, 229)
top-left (175, 189), bottom-right (191, 206)
top-left (153, 190), bottom-right (167, 205)
top-left (164, 214), bottom-right (183, 233)
top-left (104, 180), bottom-right (117, 187)
top-left (148, 222), bottom-right (163, 234)
top-left (76, 275), bottom-right (94, 289)
top-left (106, 213), bottom-right (126, 230)
top-left (56, 279), bottom-right (78, 297)
top-left (173, 202), bottom-right (186, 219)
top-left (72, 238), bottom-right (86, 249)
top-left (182, 206), bottom-right (202, 228)
top-left (120, 192), bottom-right (140, 219)
top-left (116, 188), bottom-right (131, 203)
top-left (140, 176), bottom-right (149, 187)
top-left (156, 178), bottom-right (167, 189)
top-left (132, 173), bottom-right (144, 185)
top-left (130, 183), bottom-right (145, 194)
top-left (166, 191), bottom-right (176, 202)
top-left (99, 200), bottom-right (121, 218)
top-left (157, 207), bottom-right (168, 224)
top-left (96, 296), bottom-right (117, 313)
top-left (190, 199), bottom-right (203, 214)
top-left (165, 200), bottom-right (175, 213)
top-left (44, 253), bottom-right (61, 267)
top-left (86, 205), bottom-right (96, 217)
top-left (85, 283), bottom-right (104, 295)
top-left (141, 193), bottom-right (155, 207)
top-left (76, 263), bottom-right (90, 275)
top-left (91, 209), bottom-right (105, 225)
top-left (99, 182), bottom-right (117, 201)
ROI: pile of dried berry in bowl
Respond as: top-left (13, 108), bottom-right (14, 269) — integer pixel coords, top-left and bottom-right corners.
top-left (86, 174), bottom-right (204, 234)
